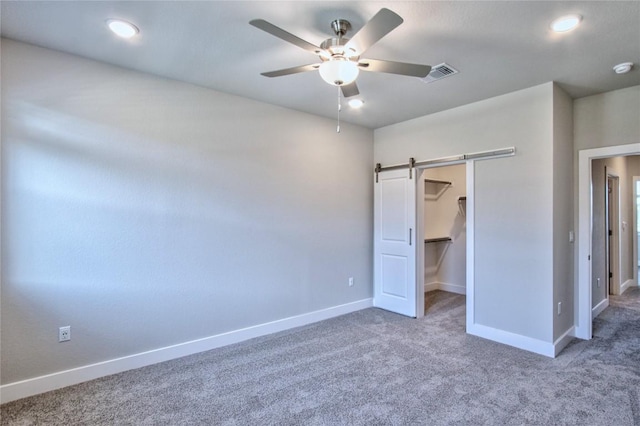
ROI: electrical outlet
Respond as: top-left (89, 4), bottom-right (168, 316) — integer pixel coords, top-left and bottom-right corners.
top-left (348, 277), bottom-right (354, 287)
top-left (557, 302), bottom-right (562, 316)
top-left (59, 326), bottom-right (71, 342)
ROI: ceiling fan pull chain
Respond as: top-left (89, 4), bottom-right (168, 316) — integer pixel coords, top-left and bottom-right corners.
top-left (337, 86), bottom-right (341, 133)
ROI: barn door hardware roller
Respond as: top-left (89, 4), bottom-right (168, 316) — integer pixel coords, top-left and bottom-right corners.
top-left (373, 147), bottom-right (516, 181)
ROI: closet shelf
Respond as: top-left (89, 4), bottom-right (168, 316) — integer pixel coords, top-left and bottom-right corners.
top-left (424, 178), bottom-right (452, 186)
top-left (458, 196), bottom-right (466, 217)
top-left (424, 237), bottom-right (452, 244)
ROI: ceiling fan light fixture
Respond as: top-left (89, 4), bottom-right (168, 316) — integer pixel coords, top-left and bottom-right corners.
top-left (319, 59), bottom-right (359, 86)
top-left (348, 99), bottom-right (364, 108)
top-left (550, 14), bottom-right (582, 32)
top-left (106, 19), bottom-right (139, 38)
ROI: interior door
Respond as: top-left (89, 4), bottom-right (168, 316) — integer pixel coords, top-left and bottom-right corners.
top-left (374, 168), bottom-right (417, 317)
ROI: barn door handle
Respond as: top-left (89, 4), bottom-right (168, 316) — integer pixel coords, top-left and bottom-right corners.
top-left (409, 228), bottom-right (412, 246)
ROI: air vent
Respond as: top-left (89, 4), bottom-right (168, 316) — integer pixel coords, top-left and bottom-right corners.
top-left (421, 63), bottom-right (459, 84)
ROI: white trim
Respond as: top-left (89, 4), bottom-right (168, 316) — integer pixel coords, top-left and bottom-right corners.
top-left (424, 281), bottom-right (467, 294)
top-left (621, 278), bottom-right (635, 294)
top-left (633, 176), bottom-right (640, 287)
top-left (416, 171), bottom-right (426, 318)
top-left (0, 298), bottom-right (373, 404)
top-left (423, 282), bottom-right (466, 295)
top-left (424, 282), bottom-right (439, 293)
top-left (466, 161), bottom-right (475, 333)
top-left (553, 326), bottom-right (576, 357)
top-left (467, 323), bottom-right (556, 358)
top-left (592, 297), bottom-right (609, 319)
top-left (468, 323), bottom-right (575, 358)
top-left (577, 143), bottom-right (640, 340)
top-left (440, 282), bottom-right (466, 295)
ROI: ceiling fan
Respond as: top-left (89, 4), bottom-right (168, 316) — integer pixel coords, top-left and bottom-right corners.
top-left (250, 8), bottom-right (431, 98)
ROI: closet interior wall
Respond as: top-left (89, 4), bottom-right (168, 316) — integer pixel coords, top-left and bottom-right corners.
top-left (423, 164), bottom-right (467, 295)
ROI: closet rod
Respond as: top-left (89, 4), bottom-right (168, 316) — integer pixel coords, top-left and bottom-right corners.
top-left (375, 147), bottom-right (515, 173)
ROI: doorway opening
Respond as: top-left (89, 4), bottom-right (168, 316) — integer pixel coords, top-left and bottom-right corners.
top-left (417, 164), bottom-right (467, 319)
top-left (577, 144), bottom-right (640, 340)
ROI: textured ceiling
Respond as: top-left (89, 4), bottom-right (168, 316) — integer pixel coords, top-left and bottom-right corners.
top-left (2, 1), bottom-right (639, 129)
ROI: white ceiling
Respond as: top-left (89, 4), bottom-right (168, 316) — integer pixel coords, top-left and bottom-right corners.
top-left (2, 1), bottom-right (639, 129)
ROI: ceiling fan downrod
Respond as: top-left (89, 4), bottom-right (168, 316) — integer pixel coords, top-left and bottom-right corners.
top-left (331, 19), bottom-right (351, 38)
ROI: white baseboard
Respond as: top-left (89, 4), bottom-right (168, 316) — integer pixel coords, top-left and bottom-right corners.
top-left (0, 298), bottom-right (373, 404)
top-left (553, 326), bottom-right (576, 357)
top-left (424, 281), bottom-right (466, 295)
top-left (467, 323), bottom-right (556, 358)
top-left (620, 279), bottom-right (635, 294)
top-left (439, 282), bottom-right (466, 295)
top-left (592, 297), bottom-right (609, 319)
top-left (424, 282), bottom-right (439, 292)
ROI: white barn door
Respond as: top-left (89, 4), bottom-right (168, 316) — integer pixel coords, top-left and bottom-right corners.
top-left (374, 169), bottom-right (417, 317)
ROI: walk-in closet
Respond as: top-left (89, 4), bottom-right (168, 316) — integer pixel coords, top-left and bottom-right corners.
top-left (422, 164), bottom-right (467, 312)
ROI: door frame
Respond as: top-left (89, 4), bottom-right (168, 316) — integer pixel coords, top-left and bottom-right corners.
top-left (633, 176), bottom-right (640, 286)
top-left (605, 169), bottom-right (620, 296)
top-left (577, 143), bottom-right (640, 340)
top-left (415, 160), bottom-right (475, 334)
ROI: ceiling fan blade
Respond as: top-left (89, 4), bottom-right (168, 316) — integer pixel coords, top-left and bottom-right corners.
top-left (261, 64), bottom-right (320, 78)
top-left (250, 19), bottom-right (325, 56)
top-left (358, 59), bottom-right (431, 78)
top-left (344, 8), bottom-right (403, 56)
top-left (341, 82), bottom-right (359, 98)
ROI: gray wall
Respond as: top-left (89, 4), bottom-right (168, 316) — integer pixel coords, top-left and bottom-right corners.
top-left (574, 86), bottom-right (640, 151)
top-left (1, 39), bottom-right (374, 384)
top-left (552, 85), bottom-right (574, 340)
top-left (375, 83), bottom-right (557, 343)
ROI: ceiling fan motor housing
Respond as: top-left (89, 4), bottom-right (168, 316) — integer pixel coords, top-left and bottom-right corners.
top-left (320, 37), bottom-right (358, 61)
top-left (320, 19), bottom-right (359, 61)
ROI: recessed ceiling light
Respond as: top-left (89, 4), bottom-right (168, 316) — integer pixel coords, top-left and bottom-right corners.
top-left (348, 99), bottom-right (364, 109)
top-left (550, 14), bottom-right (582, 33)
top-left (106, 19), bottom-right (139, 38)
top-left (613, 62), bottom-right (633, 74)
